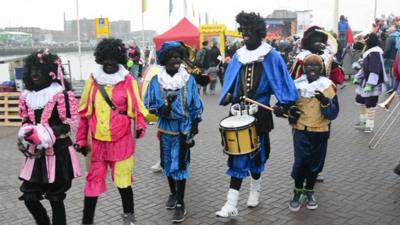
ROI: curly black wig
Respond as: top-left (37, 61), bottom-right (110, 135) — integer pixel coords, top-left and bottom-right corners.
top-left (94, 38), bottom-right (128, 65)
top-left (236, 11), bottom-right (267, 39)
top-left (301, 26), bottom-right (328, 50)
top-left (364, 32), bottom-right (380, 50)
top-left (158, 45), bottom-right (186, 66)
top-left (23, 49), bottom-right (71, 91)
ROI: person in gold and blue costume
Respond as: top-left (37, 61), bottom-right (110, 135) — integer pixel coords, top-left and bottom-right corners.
top-left (144, 41), bottom-right (203, 223)
top-left (216, 11), bottom-right (299, 217)
top-left (287, 54), bottom-right (339, 212)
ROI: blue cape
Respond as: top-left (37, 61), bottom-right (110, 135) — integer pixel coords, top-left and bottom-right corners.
top-left (219, 49), bottom-right (298, 106)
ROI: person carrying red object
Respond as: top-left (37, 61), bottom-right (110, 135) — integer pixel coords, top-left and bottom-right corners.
top-left (17, 49), bottom-right (81, 225)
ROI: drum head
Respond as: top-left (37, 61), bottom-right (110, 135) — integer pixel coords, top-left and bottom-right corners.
top-left (220, 115), bottom-right (255, 129)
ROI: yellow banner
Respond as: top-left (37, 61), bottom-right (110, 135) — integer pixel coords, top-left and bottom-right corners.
top-left (95, 18), bottom-right (110, 39)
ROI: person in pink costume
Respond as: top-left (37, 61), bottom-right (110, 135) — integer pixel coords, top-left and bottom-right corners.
top-left (75, 38), bottom-right (147, 225)
top-left (17, 48), bottom-right (81, 225)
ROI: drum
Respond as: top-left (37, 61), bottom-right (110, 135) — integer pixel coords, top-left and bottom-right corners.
top-left (219, 115), bottom-right (259, 155)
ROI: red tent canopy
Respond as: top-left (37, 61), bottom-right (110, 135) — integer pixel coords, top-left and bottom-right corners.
top-left (153, 18), bottom-right (199, 50)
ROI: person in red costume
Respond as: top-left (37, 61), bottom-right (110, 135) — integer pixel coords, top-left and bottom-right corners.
top-left (75, 38), bottom-right (147, 225)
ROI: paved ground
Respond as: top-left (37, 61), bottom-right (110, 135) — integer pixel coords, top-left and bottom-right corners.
top-left (1, 82), bottom-right (400, 225)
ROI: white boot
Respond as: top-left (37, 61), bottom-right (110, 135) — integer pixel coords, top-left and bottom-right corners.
top-left (150, 161), bottom-right (162, 173)
top-left (247, 177), bottom-right (261, 207)
top-left (216, 189), bottom-right (239, 217)
top-left (365, 108), bottom-right (375, 133)
top-left (354, 105), bottom-right (367, 130)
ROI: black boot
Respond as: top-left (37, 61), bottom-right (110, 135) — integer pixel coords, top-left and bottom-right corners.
top-left (82, 196), bottom-right (98, 225)
top-left (121, 212), bottom-right (135, 225)
top-left (166, 176), bottom-right (177, 209)
top-left (24, 201), bottom-right (51, 225)
top-left (394, 162), bottom-right (400, 176)
top-left (118, 187), bottom-right (135, 225)
top-left (50, 200), bottom-right (67, 225)
top-left (172, 180), bottom-right (186, 223)
top-left (172, 203), bottom-right (186, 223)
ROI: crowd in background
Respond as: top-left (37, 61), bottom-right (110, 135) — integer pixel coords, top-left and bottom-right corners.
top-left (126, 14), bottom-right (400, 97)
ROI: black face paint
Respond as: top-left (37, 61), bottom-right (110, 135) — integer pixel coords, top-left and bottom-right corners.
top-left (165, 52), bottom-right (182, 76)
top-left (31, 67), bottom-right (52, 91)
top-left (239, 26), bottom-right (262, 50)
top-left (308, 36), bottom-right (325, 54)
top-left (102, 59), bottom-right (119, 74)
top-left (304, 63), bottom-right (322, 83)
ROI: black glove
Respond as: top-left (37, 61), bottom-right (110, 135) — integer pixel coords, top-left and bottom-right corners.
top-left (314, 90), bottom-right (330, 106)
top-left (221, 93), bottom-right (232, 106)
top-left (135, 129), bottom-right (145, 139)
top-left (166, 92), bottom-right (177, 105)
top-left (51, 124), bottom-right (71, 137)
top-left (272, 105), bottom-right (287, 118)
top-left (193, 73), bottom-right (210, 86)
top-left (148, 108), bottom-right (157, 114)
top-left (73, 143), bottom-right (89, 156)
top-left (159, 105), bottom-right (172, 117)
top-left (186, 139), bottom-right (195, 148)
top-left (191, 120), bottom-right (199, 136)
top-left (288, 105), bottom-right (302, 125)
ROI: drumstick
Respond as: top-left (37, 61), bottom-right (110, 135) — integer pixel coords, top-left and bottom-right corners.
top-left (243, 97), bottom-right (288, 118)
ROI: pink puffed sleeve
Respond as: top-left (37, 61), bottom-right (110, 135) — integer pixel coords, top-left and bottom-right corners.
top-left (18, 91), bottom-right (32, 125)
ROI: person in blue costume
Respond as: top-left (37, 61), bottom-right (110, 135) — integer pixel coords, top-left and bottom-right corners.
top-left (216, 11), bottom-right (299, 217)
top-left (287, 54), bottom-right (339, 212)
top-left (144, 41), bottom-right (203, 223)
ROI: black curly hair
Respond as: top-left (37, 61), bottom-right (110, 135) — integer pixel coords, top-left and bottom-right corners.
top-left (158, 45), bottom-right (185, 66)
top-left (301, 26), bottom-right (328, 50)
top-left (236, 11), bottom-right (267, 39)
top-left (23, 49), bottom-right (71, 91)
top-left (364, 32), bottom-right (380, 50)
top-left (94, 38), bottom-right (128, 65)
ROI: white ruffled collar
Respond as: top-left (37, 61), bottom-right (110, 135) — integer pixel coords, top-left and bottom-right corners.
top-left (92, 64), bottom-right (129, 85)
top-left (236, 42), bottom-right (272, 65)
top-left (296, 50), bottom-right (332, 66)
top-left (24, 82), bottom-right (64, 110)
top-left (157, 65), bottom-right (190, 90)
top-left (363, 46), bottom-right (383, 58)
top-left (296, 50), bottom-right (312, 60)
top-left (295, 75), bottom-right (333, 98)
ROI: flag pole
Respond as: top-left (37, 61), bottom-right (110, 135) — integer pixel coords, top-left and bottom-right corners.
top-left (142, 11), bottom-right (145, 50)
top-left (75, 0), bottom-right (82, 80)
top-left (169, 0), bottom-right (172, 27)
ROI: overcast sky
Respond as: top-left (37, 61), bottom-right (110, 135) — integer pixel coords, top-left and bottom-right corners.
top-left (1, 0), bottom-right (399, 34)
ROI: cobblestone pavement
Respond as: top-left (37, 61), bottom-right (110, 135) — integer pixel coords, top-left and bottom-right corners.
top-left (1, 83), bottom-right (400, 225)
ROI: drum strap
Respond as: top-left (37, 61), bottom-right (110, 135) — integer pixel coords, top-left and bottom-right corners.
top-left (94, 80), bottom-right (127, 115)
